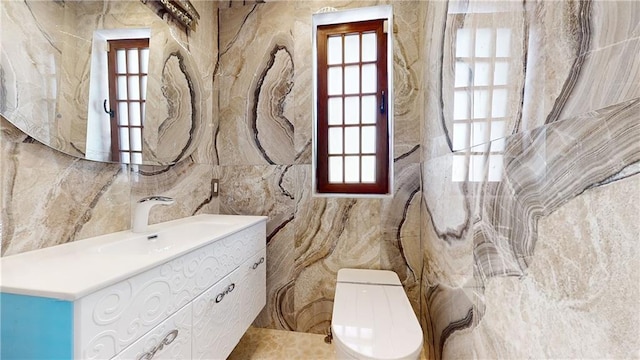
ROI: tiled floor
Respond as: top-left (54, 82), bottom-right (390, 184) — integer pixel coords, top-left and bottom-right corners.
top-left (228, 327), bottom-right (429, 360)
top-left (228, 327), bottom-right (335, 359)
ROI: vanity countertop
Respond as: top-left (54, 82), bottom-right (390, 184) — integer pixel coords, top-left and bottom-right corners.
top-left (0, 214), bottom-right (267, 301)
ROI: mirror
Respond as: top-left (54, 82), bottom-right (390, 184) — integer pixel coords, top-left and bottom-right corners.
top-left (0, 0), bottom-right (206, 165)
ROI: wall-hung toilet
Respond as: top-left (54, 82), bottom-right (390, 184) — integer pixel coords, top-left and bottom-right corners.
top-left (331, 268), bottom-right (423, 360)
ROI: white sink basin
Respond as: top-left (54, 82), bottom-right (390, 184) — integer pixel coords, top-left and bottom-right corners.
top-left (0, 214), bottom-right (267, 300)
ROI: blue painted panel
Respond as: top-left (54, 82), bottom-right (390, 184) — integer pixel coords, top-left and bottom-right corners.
top-left (0, 293), bottom-right (73, 360)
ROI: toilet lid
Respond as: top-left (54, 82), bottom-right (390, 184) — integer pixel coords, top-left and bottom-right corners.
top-left (332, 270), bottom-right (423, 360)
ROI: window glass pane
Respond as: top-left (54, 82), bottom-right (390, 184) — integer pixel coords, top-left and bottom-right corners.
top-left (129, 103), bottom-right (141, 126)
top-left (141, 76), bottom-right (147, 101)
top-left (361, 126), bottom-right (376, 153)
top-left (344, 65), bottom-right (359, 94)
top-left (344, 96), bottom-right (359, 124)
top-left (490, 120), bottom-right (505, 142)
top-left (361, 155), bottom-right (376, 183)
top-left (119, 128), bottom-right (130, 151)
top-left (328, 36), bottom-right (342, 65)
top-left (488, 155), bottom-right (504, 182)
top-left (329, 156), bottom-right (343, 183)
top-left (128, 76), bottom-right (140, 100)
top-left (329, 127), bottom-right (343, 154)
top-left (116, 49), bottom-right (127, 73)
top-left (361, 95), bottom-right (376, 124)
top-left (453, 90), bottom-right (469, 120)
top-left (328, 97), bottom-right (343, 125)
top-left (475, 28), bottom-right (492, 58)
top-left (120, 152), bottom-right (131, 164)
top-left (455, 62), bottom-right (471, 88)
top-left (361, 64), bottom-right (376, 93)
top-left (495, 28), bottom-right (511, 57)
top-left (140, 48), bottom-right (149, 73)
top-left (452, 123), bottom-right (468, 151)
top-left (117, 76), bottom-right (127, 99)
top-left (491, 89), bottom-right (508, 118)
top-left (141, 103), bottom-right (145, 125)
top-left (118, 103), bottom-right (128, 125)
top-left (491, 137), bottom-right (506, 152)
top-left (469, 154), bottom-right (485, 182)
top-left (361, 32), bottom-right (376, 62)
top-left (344, 156), bottom-right (360, 183)
top-left (471, 121), bottom-right (487, 147)
top-left (344, 127), bottom-right (359, 154)
top-left (474, 62), bottom-right (490, 87)
top-left (473, 90), bottom-right (489, 119)
top-left (131, 152), bottom-right (142, 165)
top-left (344, 34), bottom-right (359, 63)
top-left (131, 127), bottom-right (142, 151)
top-left (127, 49), bottom-right (139, 73)
top-left (494, 62), bottom-right (509, 86)
top-left (328, 67), bottom-right (343, 95)
top-left (455, 28), bottom-right (471, 58)
top-left (451, 154), bottom-right (467, 182)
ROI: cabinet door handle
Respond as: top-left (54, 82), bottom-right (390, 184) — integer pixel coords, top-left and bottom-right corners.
top-left (137, 329), bottom-right (179, 360)
top-left (214, 283), bottom-right (236, 304)
top-left (252, 256), bottom-right (265, 270)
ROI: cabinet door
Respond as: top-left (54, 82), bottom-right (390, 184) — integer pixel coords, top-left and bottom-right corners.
top-left (111, 303), bottom-right (191, 360)
top-left (192, 249), bottom-right (266, 360)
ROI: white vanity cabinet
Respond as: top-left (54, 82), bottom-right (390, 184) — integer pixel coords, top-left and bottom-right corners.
top-left (0, 214), bottom-right (267, 360)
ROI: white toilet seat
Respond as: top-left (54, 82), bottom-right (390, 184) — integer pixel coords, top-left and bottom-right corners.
top-left (331, 269), bottom-right (423, 360)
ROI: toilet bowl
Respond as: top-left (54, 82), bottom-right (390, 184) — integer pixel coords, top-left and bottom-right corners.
top-left (331, 268), bottom-right (423, 360)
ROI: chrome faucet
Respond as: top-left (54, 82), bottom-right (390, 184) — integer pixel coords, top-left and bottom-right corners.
top-left (132, 196), bottom-right (175, 233)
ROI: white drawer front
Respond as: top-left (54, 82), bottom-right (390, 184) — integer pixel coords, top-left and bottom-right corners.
top-left (75, 223), bottom-right (265, 360)
top-left (112, 303), bottom-right (191, 360)
top-left (192, 248), bottom-right (266, 360)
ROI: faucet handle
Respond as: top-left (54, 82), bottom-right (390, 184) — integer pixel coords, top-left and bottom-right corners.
top-left (138, 196), bottom-right (175, 204)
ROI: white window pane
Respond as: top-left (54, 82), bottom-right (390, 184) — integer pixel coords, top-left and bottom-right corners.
top-left (344, 65), bottom-right (359, 94)
top-left (328, 67), bottom-right (342, 95)
top-left (469, 154), bottom-right (485, 182)
top-left (344, 34), bottom-right (359, 63)
top-left (452, 123), bottom-right (468, 151)
top-left (361, 155), bottom-right (376, 183)
top-left (328, 36), bottom-right (342, 65)
top-left (474, 62), bottom-right (490, 86)
top-left (328, 98), bottom-right (343, 125)
top-left (344, 96), bottom-right (359, 124)
top-left (453, 90), bottom-right (470, 120)
top-left (455, 62), bottom-right (471, 88)
top-left (495, 28), bottom-right (511, 57)
top-left (490, 120), bottom-right (505, 142)
top-left (475, 28), bottom-right (492, 58)
top-left (131, 153), bottom-right (142, 165)
top-left (451, 155), bottom-right (467, 182)
top-left (491, 89), bottom-right (508, 118)
top-left (329, 157), bottom-right (343, 183)
top-left (344, 156), bottom-right (359, 183)
top-left (344, 127), bottom-right (359, 154)
top-left (361, 64), bottom-right (376, 93)
top-left (361, 32), bottom-right (376, 62)
top-left (361, 95), bottom-right (376, 124)
top-left (361, 126), bottom-right (376, 153)
top-left (116, 49), bottom-right (126, 73)
top-left (127, 49), bottom-right (139, 73)
top-left (491, 138), bottom-right (506, 152)
top-left (473, 90), bottom-right (488, 119)
top-left (120, 152), bottom-right (131, 164)
top-left (494, 62), bottom-right (509, 86)
top-left (140, 48), bottom-right (149, 73)
top-left (141, 103), bottom-right (146, 125)
top-left (472, 121), bottom-right (488, 147)
top-left (128, 76), bottom-right (140, 100)
top-left (119, 128), bottom-right (130, 151)
top-left (130, 127), bottom-right (142, 151)
top-left (456, 28), bottom-right (471, 57)
top-left (141, 76), bottom-right (147, 101)
top-left (117, 76), bottom-right (127, 100)
top-left (329, 127), bottom-right (343, 154)
top-left (118, 102), bottom-right (128, 125)
top-left (129, 103), bottom-right (141, 126)
top-left (488, 154), bottom-right (503, 182)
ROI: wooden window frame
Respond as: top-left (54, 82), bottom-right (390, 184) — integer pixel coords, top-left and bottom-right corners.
top-left (106, 38), bottom-right (149, 163)
top-left (315, 18), bottom-right (390, 195)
